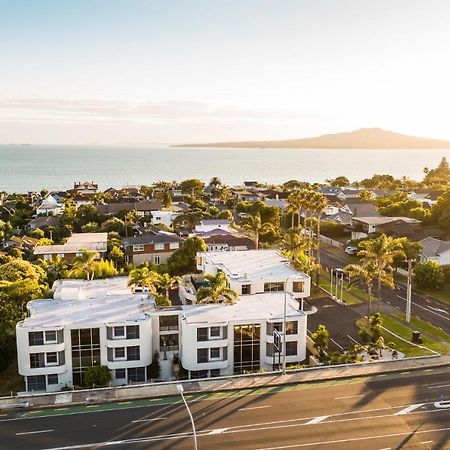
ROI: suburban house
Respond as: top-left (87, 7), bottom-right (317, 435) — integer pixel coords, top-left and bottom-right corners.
top-left (36, 195), bottom-right (63, 216)
top-left (71, 181), bottom-right (98, 195)
top-left (321, 202), bottom-right (380, 226)
top-left (1, 235), bottom-right (39, 253)
top-left (150, 210), bottom-right (179, 228)
top-left (350, 216), bottom-right (421, 240)
top-left (25, 216), bottom-right (61, 231)
top-left (194, 219), bottom-right (232, 234)
top-left (97, 200), bottom-right (162, 217)
top-left (122, 230), bottom-right (184, 265)
top-left (203, 234), bottom-right (255, 252)
top-left (33, 233), bottom-right (108, 262)
top-left (419, 237), bottom-right (450, 266)
top-left (134, 200), bottom-right (163, 217)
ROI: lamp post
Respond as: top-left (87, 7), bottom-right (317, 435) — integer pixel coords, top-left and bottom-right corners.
top-left (177, 384), bottom-right (198, 450)
top-left (282, 275), bottom-right (296, 375)
top-left (406, 259), bottom-right (412, 323)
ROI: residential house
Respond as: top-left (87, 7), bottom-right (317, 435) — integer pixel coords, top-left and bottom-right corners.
top-left (1, 235), bottom-right (39, 253)
top-left (419, 237), bottom-right (450, 266)
top-left (122, 230), bottom-right (184, 265)
top-left (203, 234), bottom-right (255, 252)
top-left (71, 181), bottom-right (98, 195)
top-left (36, 195), bottom-right (63, 216)
top-left (33, 233), bottom-right (108, 262)
top-left (350, 216), bottom-right (421, 240)
top-left (194, 219), bottom-right (232, 234)
top-left (25, 216), bottom-right (61, 231)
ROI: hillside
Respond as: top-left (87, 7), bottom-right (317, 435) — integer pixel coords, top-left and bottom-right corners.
top-left (175, 128), bottom-right (450, 149)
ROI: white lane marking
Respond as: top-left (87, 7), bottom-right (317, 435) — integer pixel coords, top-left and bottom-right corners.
top-left (254, 426), bottom-right (450, 449)
top-left (427, 384), bottom-right (450, 389)
top-left (16, 429), bottom-right (54, 435)
top-left (394, 403), bottom-right (425, 415)
top-left (330, 338), bottom-right (344, 350)
top-left (334, 395), bottom-right (364, 400)
top-left (238, 405), bottom-right (271, 411)
top-left (434, 401), bottom-right (450, 409)
top-left (421, 441), bottom-right (433, 444)
top-left (396, 295), bottom-right (450, 322)
top-left (207, 427), bottom-right (229, 434)
top-left (428, 306), bottom-right (448, 314)
top-left (131, 417), bottom-right (166, 423)
top-left (305, 415), bottom-right (329, 425)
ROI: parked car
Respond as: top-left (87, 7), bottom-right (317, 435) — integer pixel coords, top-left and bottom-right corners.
top-left (345, 246), bottom-right (359, 255)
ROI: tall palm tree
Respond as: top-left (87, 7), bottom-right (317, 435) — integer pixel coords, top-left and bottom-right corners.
top-left (240, 212), bottom-right (276, 249)
top-left (311, 192), bottom-right (327, 286)
top-left (71, 249), bottom-right (99, 280)
top-left (286, 191), bottom-right (301, 229)
top-left (156, 273), bottom-right (182, 301)
top-left (196, 272), bottom-right (238, 304)
top-left (281, 227), bottom-right (310, 260)
top-left (128, 267), bottom-right (160, 293)
top-left (358, 234), bottom-right (405, 312)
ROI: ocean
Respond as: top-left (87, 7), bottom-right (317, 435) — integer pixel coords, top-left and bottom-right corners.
top-left (0, 145), bottom-right (449, 192)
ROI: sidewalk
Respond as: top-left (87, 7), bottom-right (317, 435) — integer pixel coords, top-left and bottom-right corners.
top-left (2, 354), bottom-right (450, 411)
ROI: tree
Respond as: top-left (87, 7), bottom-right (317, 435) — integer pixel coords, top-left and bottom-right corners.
top-left (369, 313), bottom-right (383, 342)
top-left (326, 176), bottom-right (349, 187)
top-left (168, 235), bottom-right (206, 275)
top-left (358, 235), bottom-right (405, 312)
top-left (0, 259), bottom-right (46, 284)
top-left (414, 261), bottom-right (445, 290)
top-left (127, 267), bottom-right (160, 293)
top-left (83, 365), bottom-right (111, 388)
top-left (179, 179), bottom-right (205, 197)
top-left (424, 157), bottom-right (450, 185)
top-left (156, 273), bottom-right (181, 301)
top-left (196, 272), bottom-right (238, 304)
top-left (310, 192), bottom-right (327, 286)
top-left (281, 228), bottom-right (310, 260)
top-left (311, 324), bottom-right (329, 360)
top-left (239, 212), bottom-right (276, 249)
top-left (359, 190), bottom-right (376, 202)
top-left (148, 351), bottom-right (161, 379)
top-left (70, 249), bottom-right (99, 280)
top-left (109, 245), bottom-right (124, 269)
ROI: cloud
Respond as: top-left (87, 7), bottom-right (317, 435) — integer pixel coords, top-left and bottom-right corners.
top-left (0, 97), bottom-right (335, 125)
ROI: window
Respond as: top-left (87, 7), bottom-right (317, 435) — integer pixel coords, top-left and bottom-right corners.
top-left (27, 375), bottom-right (46, 391)
top-left (210, 347), bottom-right (220, 360)
top-left (115, 368), bottom-right (126, 379)
top-left (114, 326), bottom-right (125, 338)
top-left (293, 281), bottom-right (305, 293)
top-left (266, 342), bottom-right (274, 357)
top-left (197, 348), bottom-right (208, 364)
top-left (286, 321), bottom-right (298, 335)
top-left (46, 352), bottom-right (58, 365)
top-left (264, 282), bottom-right (284, 292)
top-left (127, 367), bottom-right (146, 383)
top-left (71, 328), bottom-right (101, 387)
top-left (210, 369), bottom-right (221, 377)
top-left (29, 331), bottom-right (44, 346)
top-left (169, 242), bottom-right (179, 250)
top-left (114, 347), bottom-right (126, 360)
top-left (30, 353), bottom-right (45, 368)
top-left (154, 243), bottom-right (164, 251)
top-left (286, 341), bottom-right (297, 356)
top-left (266, 322), bottom-right (282, 336)
top-left (233, 324), bottom-right (260, 374)
top-left (241, 284), bottom-right (251, 295)
top-left (126, 325), bottom-right (140, 339)
top-left (196, 256), bottom-right (203, 266)
top-left (190, 370), bottom-right (208, 379)
top-left (127, 346), bottom-right (140, 361)
top-left (210, 327), bottom-right (221, 338)
top-left (47, 374), bottom-right (58, 385)
top-left (160, 334), bottom-right (179, 351)
top-left (197, 328), bottom-right (208, 342)
top-left (45, 331), bottom-right (57, 343)
top-left (133, 244), bottom-right (144, 252)
top-left (154, 255), bottom-right (161, 265)
top-left (159, 315), bottom-right (179, 331)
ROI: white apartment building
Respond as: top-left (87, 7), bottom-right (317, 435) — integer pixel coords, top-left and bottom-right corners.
top-left (195, 250), bottom-right (311, 301)
top-left (16, 251), bottom-right (313, 392)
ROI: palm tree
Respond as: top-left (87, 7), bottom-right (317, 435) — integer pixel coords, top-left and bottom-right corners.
top-left (71, 249), bottom-right (99, 280)
top-left (311, 192), bottom-right (327, 286)
top-left (286, 191), bottom-right (301, 229)
top-left (281, 227), bottom-right (310, 260)
top-left (240, 212), bottom-right (276, 249)
top-left (196, 272), bottom-right (238, 304)
top-left (156, 273), bottom-right (182, 301)
top-left (127, 267), bottom-right (159, 293)
top-left (357, 234), bottom-right (405, 313)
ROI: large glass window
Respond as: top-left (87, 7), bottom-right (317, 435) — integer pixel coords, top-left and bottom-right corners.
top-left (266, 322), bottom-right (282, 336)
top-left (197, 328), bottom-right (208, 342)
top-left (286, 341), bottom-right (298, 356)
top-left (197, 348), bottom-right (208, 363)
top-left (29, 331), bottom-right (44, 346)
top-left (128, 367), bottom-right (146, 383)
top-left (47, 374), bottom-right (58, 385)
top-left (233, 324), bottom-right (260, 373)
top-left (71, 328), bottom-right (101, 387)
top-left (127, 346), bottom-right (140, 361)
top-left (160, 334), bottom-right (179, 351)
top-left (159, 315), bottom-right (179, 331)
top-left (264, 282), bottom-right (284, 292)
top-left (286, 321), bottom-right (298, 335)
top-left (30, 353), bottom-right (45, 368)
top-left (126, 325), bottom-right (140, 339)
top-left (115, 368), bottom-right (126, 379)
top-left (27, 375), bottom-right (46, 391)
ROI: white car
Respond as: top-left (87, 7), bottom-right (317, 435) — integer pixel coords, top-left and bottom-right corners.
top-left (345, 246), bottom-right (359, 255)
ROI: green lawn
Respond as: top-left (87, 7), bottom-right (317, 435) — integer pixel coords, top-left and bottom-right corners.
top-left (319, 270), bottom-right (363, 305)
top-left (356, 314), bottom-right (448, 357)
top-left (415, 283), bottom-right (450, 305)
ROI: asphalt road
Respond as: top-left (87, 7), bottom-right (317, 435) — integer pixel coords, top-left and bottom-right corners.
top-left (320, 249), bottom-right (450, 334)
top-left (3, 367), bottom-right (450, 450)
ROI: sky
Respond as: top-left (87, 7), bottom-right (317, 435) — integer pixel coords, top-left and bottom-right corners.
top-left (1, 0), bottom-right (450, 144)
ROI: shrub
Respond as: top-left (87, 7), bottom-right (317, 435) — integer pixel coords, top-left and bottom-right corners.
top-left (83, 365), bottom-right (111, 388)
top-left (414, 261), bottom-right (445, 290)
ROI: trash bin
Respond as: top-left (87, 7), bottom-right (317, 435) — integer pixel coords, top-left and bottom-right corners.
top-left (412, 330), bottom-right (421, 344)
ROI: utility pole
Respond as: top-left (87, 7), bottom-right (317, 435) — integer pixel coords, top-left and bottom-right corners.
top-left (406, 259), bottom-right (412, 323)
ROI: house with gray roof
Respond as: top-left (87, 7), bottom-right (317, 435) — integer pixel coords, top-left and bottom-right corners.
top-left (419, 237), bottom-right (450, 266)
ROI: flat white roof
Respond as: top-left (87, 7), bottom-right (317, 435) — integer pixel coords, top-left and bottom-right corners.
top-left (199, 250), bottom-right (308, 282)
top-left (66, 233), bottom-right (108, 244)
top-left (53, 277), bottom-right (133, 300)
top-left (182, 292), bottom-right (304, 325)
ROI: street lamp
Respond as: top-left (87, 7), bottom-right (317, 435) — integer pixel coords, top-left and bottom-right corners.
top-left (282, 275), bottom-right (296, 375)
top-left (177, 384), bottom-right (198, 450)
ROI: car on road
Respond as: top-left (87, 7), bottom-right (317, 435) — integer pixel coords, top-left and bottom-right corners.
top-left (345, 246), bottom-right (359, 255)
